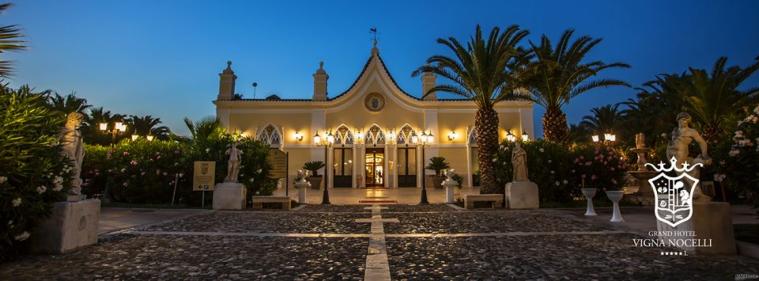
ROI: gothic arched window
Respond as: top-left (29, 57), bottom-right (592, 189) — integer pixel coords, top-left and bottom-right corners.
top-left (396, 124), bottom-right (417, 145)
top-left (366, 124), bottom-right (385, 145)
top-left (334, 125), bottom-right (354, 145)
top-left (257, 124), bottom-right (282, 147)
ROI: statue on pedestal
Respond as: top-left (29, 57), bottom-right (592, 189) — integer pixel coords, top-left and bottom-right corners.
top-left (225, 141), bottom-right (243, 183)
top-left (60, 112), bottom-right (85, 197)
top-left (511, 142), bottom-right (528, 182)
top-left (666, 112), bottom-right (712, 202)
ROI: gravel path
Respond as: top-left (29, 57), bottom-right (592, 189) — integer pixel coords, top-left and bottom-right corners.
top-left (386, 235), bottom-right (759, 280)
top-left (0, 235), bottom-right (367, 281)
top-left (2, 205), bottom-right (757, 280)
top-left (385, 209), bottom-right (613, 233)
top-left (140, 211), bottom-right (370, 233)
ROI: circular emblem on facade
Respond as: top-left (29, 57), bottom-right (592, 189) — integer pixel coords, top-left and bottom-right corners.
top-left (365, 93), bottom-right (385, 112)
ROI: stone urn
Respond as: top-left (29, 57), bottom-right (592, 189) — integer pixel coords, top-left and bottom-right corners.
top-left (441, 169), bottom-right (459, 204)
top-left (294, 170), bottom-right (311, 204)
top-left (581, 188), bottom-right (598, 216)
top-left (605, 190), bottom-right (625, 223)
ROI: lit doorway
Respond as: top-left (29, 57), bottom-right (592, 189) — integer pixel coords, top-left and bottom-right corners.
top-left (365, 148), bottom-right (384, 187)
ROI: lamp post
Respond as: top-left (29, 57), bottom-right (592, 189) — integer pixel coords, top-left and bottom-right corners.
top-left (315, 130), bottom-right (334, 204)
top-left (412, 130), bottom-right (432, 205)
top-left (99, 121), bottom-right (127, 146)
top-left (98, 121), bottom-right (127, 203)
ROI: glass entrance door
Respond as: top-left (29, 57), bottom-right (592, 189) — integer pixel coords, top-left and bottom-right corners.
top-left (365, 148), bottom-right (384, 187)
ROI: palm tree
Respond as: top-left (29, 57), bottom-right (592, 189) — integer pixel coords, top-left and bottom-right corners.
top-left (48, 93), bottom-right (91, 114)
top-left (678, 56), bottom-right (759, 142)
top-left (580, 104), bottom-right (624, 135)
top-left (128, 115), bottom-right (171, 139)
top-left (183, 117), bottom-right (223, 141)
top-left (619, 74), bottom-right (689, 143)
top-left (525, 29), bottom-right (630, 143)
top-left (412, 25), bottom-right (530, 194)
top-left (0, 3), bottom-right (25, 78)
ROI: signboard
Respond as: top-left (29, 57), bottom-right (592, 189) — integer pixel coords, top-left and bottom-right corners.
top-left (193, 161), bottom-right (216, 191)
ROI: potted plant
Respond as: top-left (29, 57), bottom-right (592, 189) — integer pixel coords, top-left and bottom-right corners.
top-left (303, 161), bottom-right (325, 189)
top-left (425, 156), bottom-right (450, 189)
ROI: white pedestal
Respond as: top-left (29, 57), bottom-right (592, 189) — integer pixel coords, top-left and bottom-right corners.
top-left (505, 181), bottom-right (539, 209)
top-left (212, 182), bottom-right (246, 210)
top-left (445, 185), bottom-right (455, 203)
top-left (29, 199), bottom-right (100, 254)
top-left (656, 202), bottom-right (736, 255)
top-left (295, 182), bottom-right (309, 204)
top-left (581, 188), bottom-right (598, 216)
top-left (606, 191), bottom-right (624, 223)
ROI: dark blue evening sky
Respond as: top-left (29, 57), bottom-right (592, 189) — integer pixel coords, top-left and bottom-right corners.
top-left (4, 0), bottom-right (759, 136)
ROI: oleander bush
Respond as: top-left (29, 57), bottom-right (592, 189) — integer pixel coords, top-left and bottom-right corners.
top-left (570, 144), bottom-right (628, 191)
top-left (494, 140), bottom-right (578, 203)
top-left (81, 132), bottom-right (274, 205)
top-left (0, 85), bottom-right (72, 262)
top-left (494, 140), bottom-right (628, 204)
top-left (715, 105), bottom-right (759, 207)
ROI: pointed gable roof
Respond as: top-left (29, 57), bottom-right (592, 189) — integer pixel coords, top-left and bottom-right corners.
top-left (328, 50), bottom-right (420, 101)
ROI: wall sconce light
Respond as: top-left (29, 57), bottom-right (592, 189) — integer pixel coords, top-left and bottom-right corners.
top-left (355, 129), bottom-right (363, 143)
top-left (294, 131), bottom-right (303, 142)
top-left (131, 134), bottom-right (139, 141)
top-left (387, 130), bottom-right (396, 142)
top-left (313, 132), bottom-right (322, 145)
top-left (591, 135), bottom-right (600, 143)
top-left (506, 131), bottom-right (516, 142)
top-left (448, 131), bottom-right (457, 141)
top-left (521, 132), bottom-right (529, 142)
top-left (146, 135), bottom-right (155, 141)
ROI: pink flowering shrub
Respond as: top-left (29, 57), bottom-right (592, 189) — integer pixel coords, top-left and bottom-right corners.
top-left (571, 145), bottom-right (627, 191)
top-left (494, 140), bottom-right (578, 203)
top-left (715, 105), bottom-right (759, 206)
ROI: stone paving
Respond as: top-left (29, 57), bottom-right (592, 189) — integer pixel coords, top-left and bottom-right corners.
top-left (1, 204), bottom-right (758, 281)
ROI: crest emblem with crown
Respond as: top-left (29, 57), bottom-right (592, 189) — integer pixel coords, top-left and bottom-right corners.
top-left (646, 157), bottom-right (704, 227)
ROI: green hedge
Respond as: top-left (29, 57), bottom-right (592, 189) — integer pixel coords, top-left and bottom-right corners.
top-left (81, 135), bottom-right (274, 206)
top-left (0, 86), bottom-right (72, 262)
top-left (494, 140), bottom-right (627, 204)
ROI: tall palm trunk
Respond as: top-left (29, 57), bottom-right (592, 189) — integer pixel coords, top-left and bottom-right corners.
top-left (543, 105), bottom-right (568, 143)
top-left (476, 107), bottom-right (500, 194)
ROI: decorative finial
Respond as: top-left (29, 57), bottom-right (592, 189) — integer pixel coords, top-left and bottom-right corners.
top-left (319, 61), bottom-right (324, 69)
top-left (370, 27), bottom-right (379, 55)
top-left (227, 60), bottom-right (232, 68)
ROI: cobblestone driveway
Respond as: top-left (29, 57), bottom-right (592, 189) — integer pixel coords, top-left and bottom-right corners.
top-left (1, 204), bottom-right (757, 280)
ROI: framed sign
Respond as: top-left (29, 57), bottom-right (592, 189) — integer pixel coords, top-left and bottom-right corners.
top-left (193, 161), bottom-right (216, 191)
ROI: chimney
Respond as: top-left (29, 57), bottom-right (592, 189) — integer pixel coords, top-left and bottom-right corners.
top-left (313, 61), bottom-right (328, 101)
top-left (218, 61), bottom-right (237, 100)
top-left (422, 67), bottom-right (436, 101)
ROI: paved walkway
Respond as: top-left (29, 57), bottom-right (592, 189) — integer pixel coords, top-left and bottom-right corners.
top-left (273, 186), bottom-right (481, 204)
top-left (99, 207), bottom-right (210, 235)
top-left (2, 202), bottom-right (757, 280)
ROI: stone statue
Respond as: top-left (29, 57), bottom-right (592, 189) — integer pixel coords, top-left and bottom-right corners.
top-left (60, 112), bottom-right (85, 196)
top-left (511, 142), bottom-right (528, 182)
top-left (225, 141), bottom-right (243, 183)
top-left (666, 112), bottom-right (711, 202)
